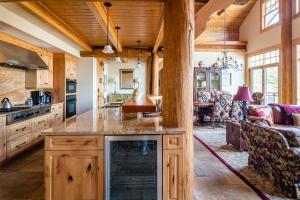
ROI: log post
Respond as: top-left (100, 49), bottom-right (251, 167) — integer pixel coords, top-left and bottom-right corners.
top-left (281, 0), bottom-right (293, 104)
top-left (163, 0), bottom-right (194, 199)
top-left (151, 53), bottom-right (159, 96)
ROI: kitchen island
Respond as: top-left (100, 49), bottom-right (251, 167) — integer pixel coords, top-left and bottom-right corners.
top-left (43, 108), bottom-right (185, 200)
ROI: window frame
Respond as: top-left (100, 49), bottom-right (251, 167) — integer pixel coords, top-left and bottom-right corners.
top-left (260, 0), bottom-right (281, 32)
top-left (248, 48), bottom-right (280, 104)
top-left (293, 0), bottom-right (300, 18)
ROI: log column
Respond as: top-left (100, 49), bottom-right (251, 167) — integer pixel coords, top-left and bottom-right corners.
top-left (151, 53), bottom-right (159, 96)
top-left (162, 0), bottom-right (194, 199)
top-left (281, 0), bottom-right (293, 104)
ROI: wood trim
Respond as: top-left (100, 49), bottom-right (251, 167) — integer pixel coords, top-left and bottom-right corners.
top-left (195, 41), bottom-right (247, 52)
top-left (292, 37), bottom-right (300, 104)
top-left (0, 32), bottom-right (49, 54)
top-left (19, 1), bottom-right (92, 52)
top-left (81, 48), bottom-right (151, 58)
top-left (194, 0), bottom-right (235, 40)
top-left (152, 5), bottom-right (164, 53)
top-left (87, 2), bottom-right (122, 52)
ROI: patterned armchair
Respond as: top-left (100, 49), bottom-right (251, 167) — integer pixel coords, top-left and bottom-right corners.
top-left (251, 92), bottom-right (264, 105)
top-left (230, 100), bottom-right (244, 120)
top-left (212, 93), bottom-right (233, 127)
top-left (241, 121), bottom-right (300, 198)
top-left (197, 90), bottom-right (211, 103)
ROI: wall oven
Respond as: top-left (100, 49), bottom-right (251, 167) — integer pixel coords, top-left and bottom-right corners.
top-left (66, 95), bottom-right (76, 118)
top-left (66, 79), bottom-right (76, 94)
top-left (105, 135), bottom-right (162, 200)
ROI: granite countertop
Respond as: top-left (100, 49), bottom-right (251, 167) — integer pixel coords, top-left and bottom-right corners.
top-left (43, 108), bottom-right (185, 136)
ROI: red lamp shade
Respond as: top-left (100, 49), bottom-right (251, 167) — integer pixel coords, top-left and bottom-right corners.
top-left (234, 86), bottom-right (253, 102)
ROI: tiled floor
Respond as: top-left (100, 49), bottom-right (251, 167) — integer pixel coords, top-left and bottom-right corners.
top-left (0, 139), bottom-right (260, 200)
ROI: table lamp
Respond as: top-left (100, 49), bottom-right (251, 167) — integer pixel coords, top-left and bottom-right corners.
top-left (234, 86), bottom-right (253, 120)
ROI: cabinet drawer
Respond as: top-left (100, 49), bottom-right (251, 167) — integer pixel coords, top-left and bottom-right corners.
top-left (7, 121), bottom-right (32, 141)
top-left (32, 131), bottom-right (44, 142)
top-left (51, 103), bottom-right (63, 112)
top-left (163, 135), bottom-right (183, 150)
top-left (32, 115), bottom-right (48, 131)
top-left (45, 136), bottom-right (103, 151)
top-left (0, 116), bottom-right (5, 127)
top-left (7, 134), bottom-right (31, 158)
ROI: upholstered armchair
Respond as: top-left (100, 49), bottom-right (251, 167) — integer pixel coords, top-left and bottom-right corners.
top-left (212, 93), bottom-right (233, 127)
top-left (241, 121), bottom-right (300, 198)
top-left (230, 100), bottom-right (244, 121)
top-left (197, 90), bottom-right (211, 103)
top-left (251, 92), bottom-right (264, 105)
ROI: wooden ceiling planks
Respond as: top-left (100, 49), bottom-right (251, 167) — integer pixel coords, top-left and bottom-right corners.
top-left (108, 1), bottom-right (163, 47)
top-left (41, 0), bottom-right (107, 46)
top-left (196, 0), bottom-right (257, 43)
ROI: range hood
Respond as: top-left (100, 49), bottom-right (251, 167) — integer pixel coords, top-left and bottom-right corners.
top-left (0, 40), bottom-right (48, 70)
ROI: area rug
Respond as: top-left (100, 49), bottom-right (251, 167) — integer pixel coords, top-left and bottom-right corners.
top-left (193, 126), bottom-right (293, 200)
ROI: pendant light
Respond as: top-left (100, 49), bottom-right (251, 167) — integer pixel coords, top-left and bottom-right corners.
top-left (103, 2), bottom-right (113, 54)
top-left (136, 40), bottom-right (142, 68)
top-left (115, 26), bottom-right (122, 63)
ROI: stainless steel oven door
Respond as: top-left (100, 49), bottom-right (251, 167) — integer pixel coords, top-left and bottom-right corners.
top-left (105, 135), bottom-right (162, 200)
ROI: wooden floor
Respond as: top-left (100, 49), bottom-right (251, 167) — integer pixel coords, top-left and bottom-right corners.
top-left (0, 140), bottom-right (260, 200)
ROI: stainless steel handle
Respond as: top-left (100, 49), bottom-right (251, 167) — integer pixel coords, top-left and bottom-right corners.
top-left (38, 120), bottom-right (46, 124)
top-left (16, 127), bottom-right (26, 132)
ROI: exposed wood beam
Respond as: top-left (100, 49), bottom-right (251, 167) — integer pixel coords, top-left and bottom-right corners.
top-left (87, 2), bottom-right (122, 52)
top-left (195, 41), bottom-right (247, 52)
top-left (1, 0), bottom-right (163, 1)
top-left (152, 5), bottom-right (164, 53)
top-left (19, 1), bottom-right (92, 51)
top-left (0, 32), bottom-right (49, 54)
top-left (80, 48), bottom-right (151, 59)
top-left (194, 0), bottom-right (235, 40)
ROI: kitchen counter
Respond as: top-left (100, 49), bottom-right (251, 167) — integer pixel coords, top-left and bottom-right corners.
top-left (43, 107), bottom-right (185, 135)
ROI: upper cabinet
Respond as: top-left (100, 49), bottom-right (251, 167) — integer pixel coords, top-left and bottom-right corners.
top-left (25, 52), bottom-right (54, 89)
top-left (65, 58), bottom-right (77, 80)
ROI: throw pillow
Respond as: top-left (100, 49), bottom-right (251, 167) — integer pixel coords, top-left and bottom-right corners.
top-left (292, 113), bottom-right (300, 126)
top-left (272, 105), bottom-right (283, 124)
top-left (254, 107), bottom-right (274, 124)
top-left (279, 105), bottom-right (300, 125)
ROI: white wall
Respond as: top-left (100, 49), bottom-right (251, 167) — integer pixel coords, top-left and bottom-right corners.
top-left (0, 3), bottom-right (81, 57)
top-left (293, 17), bottom-right (300, 40)
top-left (104, 58), bottom-right (146, 95)
top-left (193, 51), bottom-right (245, 95)
top-left (239, 0), bottom-right (281, 53)
top-left (77, 57), bottom-right (97, 114)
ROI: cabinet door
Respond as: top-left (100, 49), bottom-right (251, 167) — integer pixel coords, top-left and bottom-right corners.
top-left (0, 126), bottom-right (6, 162)
top-left (45, 150), bottom-right (104, 200)
top-left (163, 150), bottom-right (183, 200)
top-left (65, 60), bottom-right (72, 79)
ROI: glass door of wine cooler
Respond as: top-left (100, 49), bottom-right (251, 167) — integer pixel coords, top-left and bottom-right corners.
top-left (105, 135), bottom-right (162, 200)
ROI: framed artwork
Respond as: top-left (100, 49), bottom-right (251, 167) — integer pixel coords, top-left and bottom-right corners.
top-left (222, 73), bottom-right (232, 86)
top-left (120, 69), bottom-right (135, 89)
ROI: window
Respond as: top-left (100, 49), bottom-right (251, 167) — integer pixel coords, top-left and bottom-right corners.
top-left (249, 49), bottom-right (280, 104)
top-left (261, 0), bottom-right (280, 30)
top-left (295, 0), bottom-right (300, 15)
top-left (297, 45), bottom-right (300, 104)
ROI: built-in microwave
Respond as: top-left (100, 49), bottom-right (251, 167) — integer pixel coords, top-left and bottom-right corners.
top-left (66, 79), bottom-right (76, 94)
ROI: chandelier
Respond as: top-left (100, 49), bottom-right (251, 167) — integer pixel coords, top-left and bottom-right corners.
top-left (216, 10), bottom-right (243, 71)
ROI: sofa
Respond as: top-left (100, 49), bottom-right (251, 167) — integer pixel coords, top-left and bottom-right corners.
top-left (248, 104), bottom-right (300, 147)
top-left (241, 121), bottom-right (300, 198)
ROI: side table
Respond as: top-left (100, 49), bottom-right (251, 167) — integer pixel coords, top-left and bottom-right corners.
top-left (226, 120), bottom-right (247, 151)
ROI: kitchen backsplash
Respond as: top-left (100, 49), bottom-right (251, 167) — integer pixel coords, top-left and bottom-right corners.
top-left (0, 67), bottom-right (30, 105)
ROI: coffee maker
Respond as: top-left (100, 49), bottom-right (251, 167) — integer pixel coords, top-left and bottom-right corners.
top-left (31, 90), bottom-right (52, 105)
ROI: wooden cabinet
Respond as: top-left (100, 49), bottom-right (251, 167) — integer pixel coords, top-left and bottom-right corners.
top-left (7, 134), bottom-right (31, 158)
top-left (45, 136), bottom-right (104, 200)
top-left (163, 135), bottom-right (183, 200)
top-left (25, 52), bottom-right (53, 89)
top-left (31, 114), bottom-right (51, 142)
top-left (0, 126), bottom-right (6, 162)
top-left (6, 120), bottom-right (32, 141)
top-left (51, 103), bottom-right (63, 127)
top-left (65, 59), bottom-right (77, 80)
